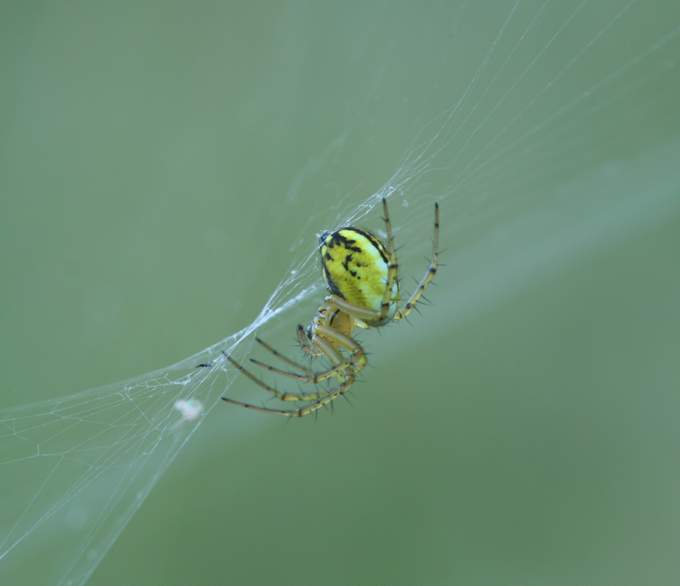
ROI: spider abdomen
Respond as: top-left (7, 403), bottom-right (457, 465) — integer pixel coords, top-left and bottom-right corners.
top-left (320, 228), bottom-right (398, 315)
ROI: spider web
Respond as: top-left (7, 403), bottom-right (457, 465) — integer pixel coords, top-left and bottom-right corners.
top-left (2, 1), bottom-right (680, 584)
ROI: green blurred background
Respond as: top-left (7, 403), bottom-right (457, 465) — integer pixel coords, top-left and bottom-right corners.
top-left (2, 1), bottom-right (680, 584)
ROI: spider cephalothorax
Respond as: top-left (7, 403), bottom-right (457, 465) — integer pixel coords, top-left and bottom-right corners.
top-left (220, 198), bottom-right (440, 417)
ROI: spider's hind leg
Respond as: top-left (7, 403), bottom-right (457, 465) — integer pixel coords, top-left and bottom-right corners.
top-left (378, 197), bottom-right (400, 322)
top-left (394, 202), bottom-right (439, 321)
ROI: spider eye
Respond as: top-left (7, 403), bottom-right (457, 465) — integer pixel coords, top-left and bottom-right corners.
top-left (318, 230), bottom-right (330, 245)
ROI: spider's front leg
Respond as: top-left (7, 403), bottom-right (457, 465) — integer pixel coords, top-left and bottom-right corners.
top-left (225, 355), bottom-right (335, 403)
top-left (249, 334), bottom-right (354, 384)
top-left (222, 368), bottom-right (357, 417)
top-left (314, 324), bottom-right (368, 373)
top-left (223, 338), bottom-right (359, 415)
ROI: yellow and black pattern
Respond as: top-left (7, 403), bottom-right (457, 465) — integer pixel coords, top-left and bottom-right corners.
top-left (320, 228), bottom-right (398, 315)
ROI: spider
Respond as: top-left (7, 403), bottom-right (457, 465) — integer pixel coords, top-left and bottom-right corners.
top-left (219, 197), bottom-right (439, 417)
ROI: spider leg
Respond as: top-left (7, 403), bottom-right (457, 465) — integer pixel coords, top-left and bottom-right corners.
top-left (315, 325), bottom-right (368, 373)
top-left (223, 316), bottom-right (364, 415)
top-left (250, 336), bottom-right (340, 383)
top-left (225, 356), bottom-right (329, 402)
top-left (325, 295), bottom-right (381, 322)
top-left (292, 373), bottom-right (356, 417)
top-left (250, 333), bottom-right (352, 385)
top-left (249, 356), bottom-right (350, 384)
top-left (249, 319), bottom-right (368, 386)
top-left (248, 358), bottom-right (314, 382)
top-left (311, 334), bottom-right (345, 365)
top-left (394, 202), bottom-right (439, 321)
top-left (222, 371), bottom-right (356, 417)
top-left (296, 324), bottom-right (315, 355)
top-left (225, 330), bottom-right (355, 401)
top-left (306, 333), bottom-right (360, 379)
top-left (254, 336), bottom-right (311, 372)
top-left (378, 197), bottom-right (399, 322)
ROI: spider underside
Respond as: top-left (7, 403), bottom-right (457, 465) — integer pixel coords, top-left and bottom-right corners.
top-left (216, 197), bottom-right (440, 417)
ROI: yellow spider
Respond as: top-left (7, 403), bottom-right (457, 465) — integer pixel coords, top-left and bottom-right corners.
top-left (221, 198), bottom-right (440, 417)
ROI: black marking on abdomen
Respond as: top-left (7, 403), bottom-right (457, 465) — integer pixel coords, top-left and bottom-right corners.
top-left (329, 231), bottom-right (368, 255)
top-left (342, 253), bottom-right (354, 271)
top-left (345, 228), bottom-right (389, 263)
